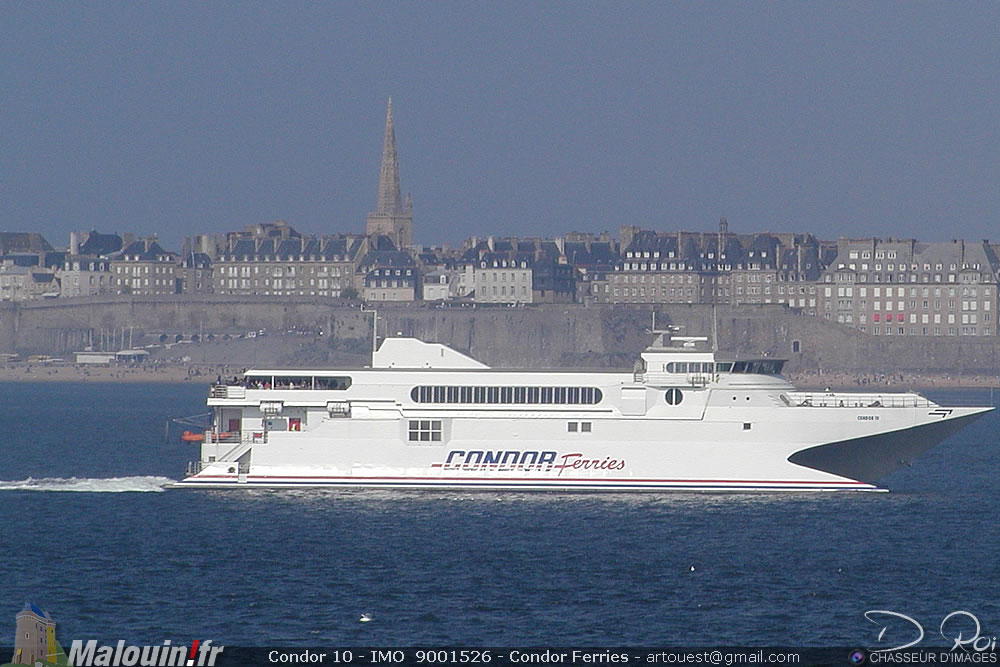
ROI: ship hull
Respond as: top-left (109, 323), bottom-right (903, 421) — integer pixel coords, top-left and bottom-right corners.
top-left (170, 407), bottom-right (990, 492)
top-left (788, 409), bottom-right (988, 484)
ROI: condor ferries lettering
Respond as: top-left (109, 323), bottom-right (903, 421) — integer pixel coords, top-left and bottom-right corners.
top-left (433, 450), bottom-right (626, 476)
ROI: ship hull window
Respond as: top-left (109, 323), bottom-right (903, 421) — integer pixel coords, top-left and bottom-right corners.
top-left (664, 388), bottom-right (684, 405)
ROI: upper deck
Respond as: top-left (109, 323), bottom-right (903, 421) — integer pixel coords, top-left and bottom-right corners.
top-left (206, 333), bottom-right (793, 408)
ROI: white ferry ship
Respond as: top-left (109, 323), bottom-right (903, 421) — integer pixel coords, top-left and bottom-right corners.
top-left (172, 331), bottom-right (992, 492)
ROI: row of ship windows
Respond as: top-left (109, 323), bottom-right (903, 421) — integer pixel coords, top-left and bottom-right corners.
top-left (410, 420), bottom-right (600, 441)
top-left (662, 361), bottom-right (785, 375)
top-left (410, 386), bottom-right (603, 405)
top-left (408, 420), bottom-right (442, 442)
top-left (244, 376), bottom-right (353, 390)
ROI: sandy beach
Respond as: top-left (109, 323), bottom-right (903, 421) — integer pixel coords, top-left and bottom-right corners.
top-left (0, 362), bottom-right (234, 384)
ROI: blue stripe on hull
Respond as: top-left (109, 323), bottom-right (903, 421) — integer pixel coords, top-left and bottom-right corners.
top-left (172, 479), bottom-right (876, 491)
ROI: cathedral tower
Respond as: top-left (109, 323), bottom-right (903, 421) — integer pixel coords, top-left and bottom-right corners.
top-left (366, 98), bottom-right (413, 247)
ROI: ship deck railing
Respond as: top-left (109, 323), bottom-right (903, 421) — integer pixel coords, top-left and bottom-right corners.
top-left (204, 431), bottom-right (267, 444)
top-left (210, 384), bottom-right (245, 399)
top-left (781, 391), bottom-right (934, 408)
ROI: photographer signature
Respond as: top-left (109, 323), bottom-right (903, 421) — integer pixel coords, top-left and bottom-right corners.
top-left (865, 610), bottom-right (997, 653)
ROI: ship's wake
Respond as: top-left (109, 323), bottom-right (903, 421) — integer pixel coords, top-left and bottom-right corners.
top-left (0, 476), bottom-right (174, 493)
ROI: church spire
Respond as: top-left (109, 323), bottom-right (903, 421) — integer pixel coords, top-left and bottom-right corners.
top-left (375, 97), bottom-right (403, 216)
top-left (366, 98), bottom-right (413, 247)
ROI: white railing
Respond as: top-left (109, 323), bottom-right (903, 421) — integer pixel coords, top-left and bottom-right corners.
top-left (209, 385), bottom-right (246, 399)
top-left (218, 440), bottom-right (254, 463)
top-left (781, 391), bottom-right (934, 408)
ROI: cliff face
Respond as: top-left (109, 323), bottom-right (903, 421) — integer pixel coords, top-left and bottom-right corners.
top-left (1, 297), bottom-right (998, 374)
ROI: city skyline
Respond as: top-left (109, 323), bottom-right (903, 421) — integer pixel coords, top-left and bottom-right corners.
top-left (4, 3), bottom-right (999, 251)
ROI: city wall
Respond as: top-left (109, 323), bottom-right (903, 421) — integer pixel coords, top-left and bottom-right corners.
top-left (0, 296), bottom-right (998, 374)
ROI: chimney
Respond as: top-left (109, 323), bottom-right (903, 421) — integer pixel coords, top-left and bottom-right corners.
top-left (719, 217), bottom-right (728, 234)
top-left (69, 231), bottom-right (79, 255)
top-left (197, 234), bottom-right (214, 256)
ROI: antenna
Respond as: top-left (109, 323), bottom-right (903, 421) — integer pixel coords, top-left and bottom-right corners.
top-left (647, 311), bottom-right (684, 348)
top-left (712, 303), bottom-right (719, 352)
top-left (361, 304), bottom-right (379, 355)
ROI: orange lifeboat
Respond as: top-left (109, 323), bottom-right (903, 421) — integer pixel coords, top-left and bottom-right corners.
top-left (180, 431), bottom-right (205, 443)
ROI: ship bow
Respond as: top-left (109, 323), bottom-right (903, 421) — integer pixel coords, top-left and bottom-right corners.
top-left (787, 407), bottom-right (992, 484)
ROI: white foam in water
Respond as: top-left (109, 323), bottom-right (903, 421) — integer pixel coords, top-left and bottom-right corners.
top-left (0, 476), bottom-right (174, 493)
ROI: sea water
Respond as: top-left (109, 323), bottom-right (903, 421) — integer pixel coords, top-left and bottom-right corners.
top-left (0, 381), bottom-right (997, 646)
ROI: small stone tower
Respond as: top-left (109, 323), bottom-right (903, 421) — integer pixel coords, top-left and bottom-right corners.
top-left (13, 601), bottom-right (56, 665)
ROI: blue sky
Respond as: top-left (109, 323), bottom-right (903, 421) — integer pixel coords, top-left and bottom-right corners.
top-left (3, 2), bottom-right (998, 250)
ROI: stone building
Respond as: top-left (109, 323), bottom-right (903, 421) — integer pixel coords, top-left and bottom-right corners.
top-left (365, 98), bottom-right (413, 248)
top-left (459, 238), bottom-right (533, 304)
top-left (59, 256), bottom-right (113, 297)
top-left (213, 234), bottom-right (365, 297)
top-left (817, 238), bottom-right (1000, 336)
top-left (459, 237), bottom-right (578, 304)
top-left (605, 230), bottom-right (711, 304)
top-left (414, 248), bottom-right (465, 301)
top-left (729, 232), bottom-right (824, 313)
top-left (565, 237), bottom-right (618, 304)
top-left (177, 251), bottom-right (213, 294)
top-left (0, 266), bottom-right (59, 301)
top-left (359, 236), bottom-right (418, 302)
top-left (421, 269), bottom-right (453, 301)
top-left (58, 229), bottom-right (121, 297)
top-left (592, 222), bottom-right (827, 311)
top-left (459, 237), bottom-right (576, 304)
top-left (110, 238), bottom-right (179, 295)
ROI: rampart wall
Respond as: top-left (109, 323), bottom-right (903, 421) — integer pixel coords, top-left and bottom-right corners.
top-left (0, 297), bottom-right (997, 374)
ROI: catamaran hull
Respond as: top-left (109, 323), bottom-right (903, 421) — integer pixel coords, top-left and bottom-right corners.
top-left (170, 408), bottom-right (989, 492)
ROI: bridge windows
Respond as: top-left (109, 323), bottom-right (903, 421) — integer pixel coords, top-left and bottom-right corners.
top-left (662, 360), bottom-right (785, 375)
top-left (665, 362), bottom-right (715, 374)
top-left (729, 360), bottom-right (785, 374)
